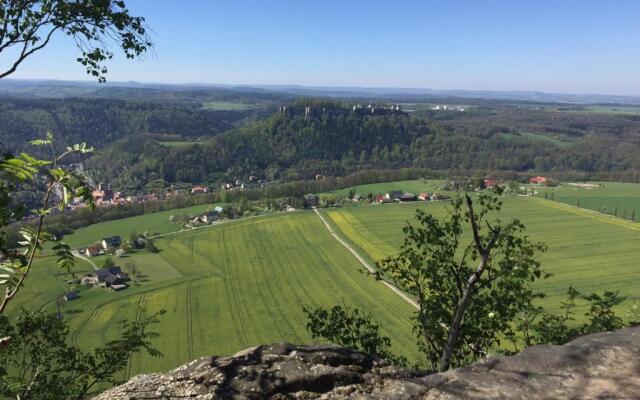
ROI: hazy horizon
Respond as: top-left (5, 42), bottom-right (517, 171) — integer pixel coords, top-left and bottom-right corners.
top-left (2, 0), bottom-right (639, 96)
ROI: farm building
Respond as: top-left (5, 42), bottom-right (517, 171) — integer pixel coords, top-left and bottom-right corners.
top-left (202, 211), bottom-right (219, 223)
top-left (81, 275), bottom-right (99, 286)
top-left (110, 284), bottom-right (128, 291)
top-left (101, 236), bottom-right (122, 250)
top-left (399, 193), bottom-right (417, 202)
top-left (375, 194), bottom-right (393, 203)
top-left (484, 178), bottom-right (498, 188)
top-left (191, 185), bottom-right (209, 194)
top-left (352, 194), bottom-right (361, 202)
top-left (64, 291), bottom-right (78, 301)
top-left (418, 192), bottom-right (431, 201)
top-left (85, 245), bottom-right (101, 257)
top-left (529, 176), bottom-right (547, 185)
top-left (385, 191), bottom-right (404, 201)
top-left (95, 266), bottom-right (130, 288)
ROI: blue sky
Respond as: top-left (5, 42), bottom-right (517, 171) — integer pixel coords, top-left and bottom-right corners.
top-left (5, 0), bottom-right (640, 95)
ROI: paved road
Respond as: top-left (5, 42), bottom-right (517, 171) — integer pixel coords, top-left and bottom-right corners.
top-left (313, 208), bottom-right (419, 310)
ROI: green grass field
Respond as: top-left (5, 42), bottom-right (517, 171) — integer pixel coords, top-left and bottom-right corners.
top-left (6, 179), bottom-right (640, 382)
top-left (536, 181), bottom-right (640, 221)
top-left (201, 101), bottom-right (253, 110)
top-left (323, 195), bottom-right (640, 315)
top-left (583, 105), bottom-right (640, 115)
top-left (61, 203), bottom-right (217, 248)
top-left (12, 212), bottom-right (420, 381)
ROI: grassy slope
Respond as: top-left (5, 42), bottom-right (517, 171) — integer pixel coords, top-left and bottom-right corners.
top-left (536, 181), bottom-right (640, 220)
top-left (324, 196), bottom-right (640, 316)
top-left (61, 204), bottom-right (216, 248)
top-left (8, 179), bottom-right (639, 380)
top-left (18, 212), bottom-right (420, 379)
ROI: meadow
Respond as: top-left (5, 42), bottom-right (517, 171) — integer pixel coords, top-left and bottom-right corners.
top-left (322, 195), bottom-right (640, 315)
top-left (60, 203), bottom-right (216, 248)
top-left (201, 101), bottom-right (253, 110)
top-left (12, 212), bottom-right (420, 381)
top-left (536, 181), bottom-right (640, 221)
top-left (7, 179), bottom-right (639, 381)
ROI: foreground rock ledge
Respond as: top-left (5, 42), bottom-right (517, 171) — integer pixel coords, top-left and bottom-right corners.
top-left (95, 325), bottom-right (640, 399)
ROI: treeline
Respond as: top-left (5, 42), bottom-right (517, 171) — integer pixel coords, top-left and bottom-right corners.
top-left (0, 97), bottom-right (262, 155)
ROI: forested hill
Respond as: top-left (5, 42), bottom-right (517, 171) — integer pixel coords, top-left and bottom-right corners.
top-left (85, 100), bottom-right (640, 192)
top-left (0, 97), bottom-right (269, 154)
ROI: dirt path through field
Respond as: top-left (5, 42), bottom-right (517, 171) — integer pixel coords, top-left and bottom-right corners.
top-left (313, 208), bottom-right (419, 310)
top-left (72, 250), bottom-right (99, 270)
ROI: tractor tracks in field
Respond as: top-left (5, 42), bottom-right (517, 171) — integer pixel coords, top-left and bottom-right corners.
top-left (124, 295), bottom-right (147, 380)
top-left (186, 283), bottom-right (195, 360)
top-left (221, 230), bottom-right (250, 346)
top-left (313, 208), bottom-right (419, 310)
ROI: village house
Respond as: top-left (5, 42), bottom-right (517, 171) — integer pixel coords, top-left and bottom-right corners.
top-left (64, 291), bottom-right (78, 301)
top-left (529, 176), bottom-right (548, 185)
top-left (484, 178), bottom-right (498, 189)
top-left (352, 194), bottom-right (362, 202)
top-left (81, 274), bottom-right (99, 286)
top-left (201, 211), bottom-right (219, 223)
top-left (92, 183), bottom-right (115, 203)
top-left (191, 185), bottom-right (209, 194)
top-left (374, 194), bottom-right (392, 203)
top-left (95, 266), bottom-right (130, 289)
top-left (385, 191), bottom-right (404, 201)
top-left (418, 192), bottom-right (431, 201)
top-left (85, 245), bottom-right (101, 257)
top-left (101, 236), bottom-right (122, 250)
top-left (399, 192), bottom-right (417, 202)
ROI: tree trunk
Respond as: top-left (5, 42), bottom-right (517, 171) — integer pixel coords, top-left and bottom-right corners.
top-left (439, 254), bottom-right (488, 371)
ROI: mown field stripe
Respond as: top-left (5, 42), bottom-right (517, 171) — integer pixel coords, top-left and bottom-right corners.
top-left (221, 230), bottom-right (250, 346)
top-left (314, 208), bottom-right (419, 309)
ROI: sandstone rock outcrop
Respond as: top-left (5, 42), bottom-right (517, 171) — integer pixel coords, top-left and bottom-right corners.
top-left (95, 325), bottom-right (640, 399)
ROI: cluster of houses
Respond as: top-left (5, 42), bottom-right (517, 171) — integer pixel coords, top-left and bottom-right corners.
top-left (185, 206), bottom-right (225, 227)
top-left (83, 235), bottom-right (122, 257)
top-left (80, 265), bottom-right (131, 291)
top-left (220, 176), bottom-right (269, 191)
top-left (374, 191), bottom-right (445, 203)
top-left (431, 105), bottom-right (466, 112)
top-left (64, 264), bottom-right (132, 302)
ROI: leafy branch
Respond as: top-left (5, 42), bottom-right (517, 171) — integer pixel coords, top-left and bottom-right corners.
top-left (0, 133), bottom-right (94, 315)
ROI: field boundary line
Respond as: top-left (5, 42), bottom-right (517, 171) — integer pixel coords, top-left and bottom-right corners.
top-left (186, 284), bottom-right (195, 360)
top-left (314, 208), bottom-right (419, 310)
top-left (527, 197), bottom-right (640, 232)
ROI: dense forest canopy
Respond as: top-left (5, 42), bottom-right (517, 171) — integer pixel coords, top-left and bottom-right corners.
top-left (0, 97), bottom-right (273, 154)
top-left (1, 92), bottom-right (640, 192)
top-left (85, 99), bottom-right (640, 191)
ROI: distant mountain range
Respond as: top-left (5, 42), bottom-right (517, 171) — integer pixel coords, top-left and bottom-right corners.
top-left (1, 79), bottom-right (639, 105)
